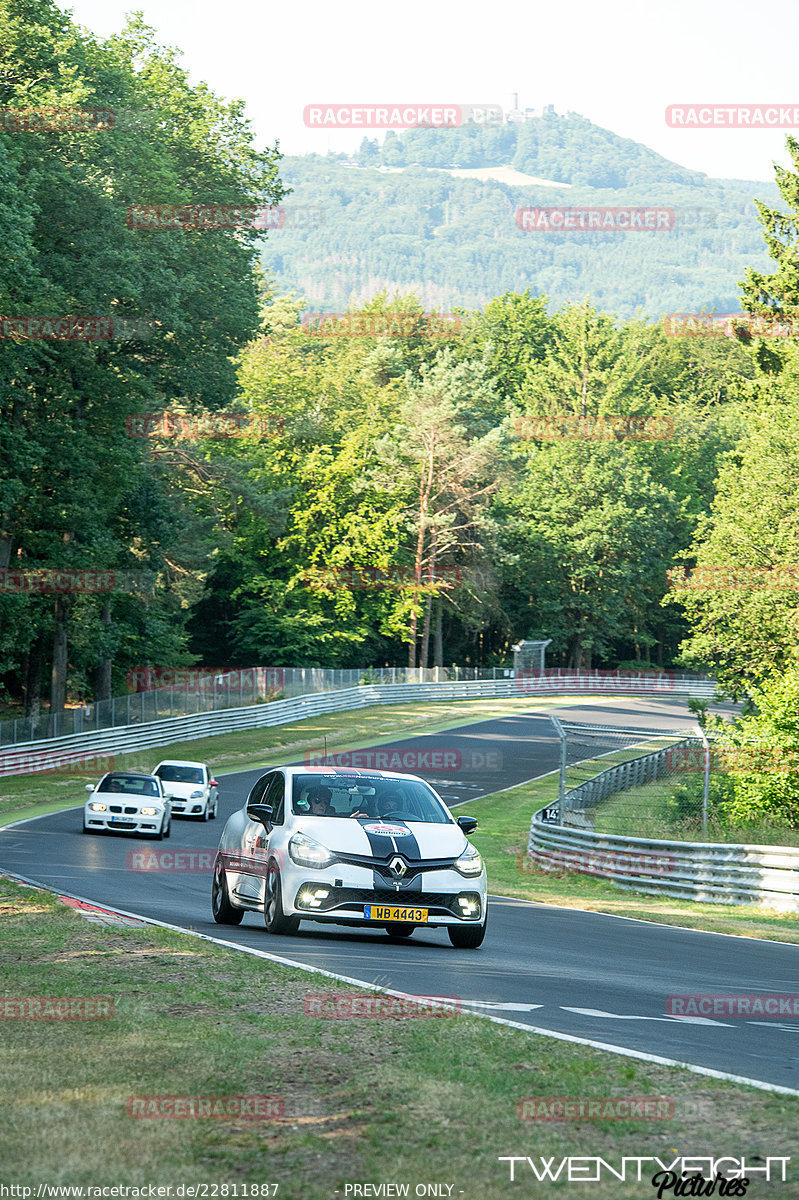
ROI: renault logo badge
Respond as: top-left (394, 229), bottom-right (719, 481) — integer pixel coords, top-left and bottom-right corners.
top-left (389, 856), bottom-right (407, 878)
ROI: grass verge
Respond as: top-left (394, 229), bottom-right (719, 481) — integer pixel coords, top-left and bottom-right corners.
top-left (595, 776), bottom-right (799, 847)
top-left (0, 876), bottom-right (796, 1198)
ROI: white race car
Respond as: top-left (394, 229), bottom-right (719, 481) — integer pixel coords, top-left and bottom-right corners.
top-left (211, 767), bottom-right (487, 948)
top-left (152, 760), bottom-right (218, 820)
top-left (84, 772), bottom-right (172, 838)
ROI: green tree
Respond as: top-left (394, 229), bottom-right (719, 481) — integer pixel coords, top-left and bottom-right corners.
top-left (496, 442), bottom-right (683, 668)
top-left (740, 135), bottom-right (799, 373)
top-left (669, 359), bottom-right (799, 692)
top-left (0, 0), bottom-right (284, 710)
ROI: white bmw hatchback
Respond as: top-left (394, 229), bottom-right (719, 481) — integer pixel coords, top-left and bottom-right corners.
top-left (211, 767), bottom-right (487, 948)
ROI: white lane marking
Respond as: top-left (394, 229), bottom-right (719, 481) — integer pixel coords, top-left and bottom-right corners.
top-left (3, 867), bottom-right (799, 1097)
top-left (747, 1021), bottom-right (799, 1033)
top-left (486, 892), bottom-right (799, 950)
top-left (561, 1006), bottom-right (733, 1027)
top-left (459, 1001), bottom-right (544, 1012)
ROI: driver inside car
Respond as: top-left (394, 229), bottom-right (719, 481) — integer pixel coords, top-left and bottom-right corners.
top-left (351, 788), bottom-right (403, 818)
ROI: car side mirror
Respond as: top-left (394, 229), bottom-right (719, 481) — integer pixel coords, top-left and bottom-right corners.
top-left (209, 780), bottom-right (218, 788)
top-left (247, 803), bottom-right (274, 829)
top-left (85, 784), bottom-right (95, 793)
top-left (457, 815), bottom-right (478, 834)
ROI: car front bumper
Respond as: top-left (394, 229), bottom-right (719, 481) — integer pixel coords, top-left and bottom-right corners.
top-left (283, 861), bottom-right (486, 926)
top-left (84, 808), bottom-right (165, 834)
top-left (170, 799), bottom-right (206, 816)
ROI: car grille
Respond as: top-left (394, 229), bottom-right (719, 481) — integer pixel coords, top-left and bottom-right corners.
top-left (334, 851), bottom-right (458, 885)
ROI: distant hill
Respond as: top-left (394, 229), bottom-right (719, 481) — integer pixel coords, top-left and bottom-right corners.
top-left (260, 110), bottom-right (779, 320)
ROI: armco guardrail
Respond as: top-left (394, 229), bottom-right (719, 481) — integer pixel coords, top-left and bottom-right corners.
top-left (0, 673), bottom-right (716, 777)
top-left (525, 819), bottom-right (799, 913)
top-left (528, 725), bottom-right (799, 912)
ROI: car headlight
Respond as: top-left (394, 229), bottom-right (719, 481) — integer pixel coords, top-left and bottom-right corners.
top-left (190, 789), bottom-right (204, 798)
top-left (88, 802), bottom-right (106, 812)
top-left (141, 807), bottom-right (158, 816)
top-left (455, 843), bottom-right (483, 877)
top-left (288, 832), bottom-right (335, 869)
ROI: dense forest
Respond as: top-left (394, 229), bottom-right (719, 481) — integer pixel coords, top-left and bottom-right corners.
top-left (3, 0), bottom-right (799, 732)
top-left (262, 114), bottom-right (778, 318)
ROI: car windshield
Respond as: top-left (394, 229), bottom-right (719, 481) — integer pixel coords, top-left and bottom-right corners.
top-left (291, 773), bottom-right (452, 823)
top-left (97, 775), bottom-right (160, 796)
top-left (155, 765), bottom-right (204, 784)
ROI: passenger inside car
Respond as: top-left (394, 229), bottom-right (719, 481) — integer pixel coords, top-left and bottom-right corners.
top-left (307, 786), bottom-right (334, 816)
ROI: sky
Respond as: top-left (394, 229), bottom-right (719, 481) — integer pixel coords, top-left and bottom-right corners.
top-left (56, 0), bottom-right (798, 183)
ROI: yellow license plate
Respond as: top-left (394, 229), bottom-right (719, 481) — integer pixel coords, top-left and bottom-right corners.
top-left (364, 905), bottom-right (428, 923)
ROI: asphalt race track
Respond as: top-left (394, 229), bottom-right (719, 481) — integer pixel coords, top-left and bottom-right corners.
top-left (3, 697), bottom-right (798, 1091)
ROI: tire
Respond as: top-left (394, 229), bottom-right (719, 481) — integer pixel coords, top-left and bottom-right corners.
top-left (263, 862), bottom-right (300, 935)
top-left (82, 820), bottom-right (91, 834)
top-left (163, 817), bottom-right (171, 839)
top-left (153, 817), bottom-right (165, 841)
top-left (202, 802), bottom-right (211, 822)
top-left (448, 918), bottom-right (487, 949)
top-left (212, 857), bottom-right (244, 925)
top-left (210, 797), bottom-right (217, 820)
top-left (385, 923), bottom-right (415, 939)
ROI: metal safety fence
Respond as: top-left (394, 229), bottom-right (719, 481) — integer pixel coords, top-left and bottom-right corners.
top-left (547, 720), bottom-right (704, 835)
top-left (0, 674), bottom-right (716, 777)
top-left (0, 667), bottom-right (714, 750)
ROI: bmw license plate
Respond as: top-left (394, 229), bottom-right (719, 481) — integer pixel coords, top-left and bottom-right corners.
top-left (364, 905), bottom-right (428, 923)
top-left (110, 817), bottom-right (134, 826)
